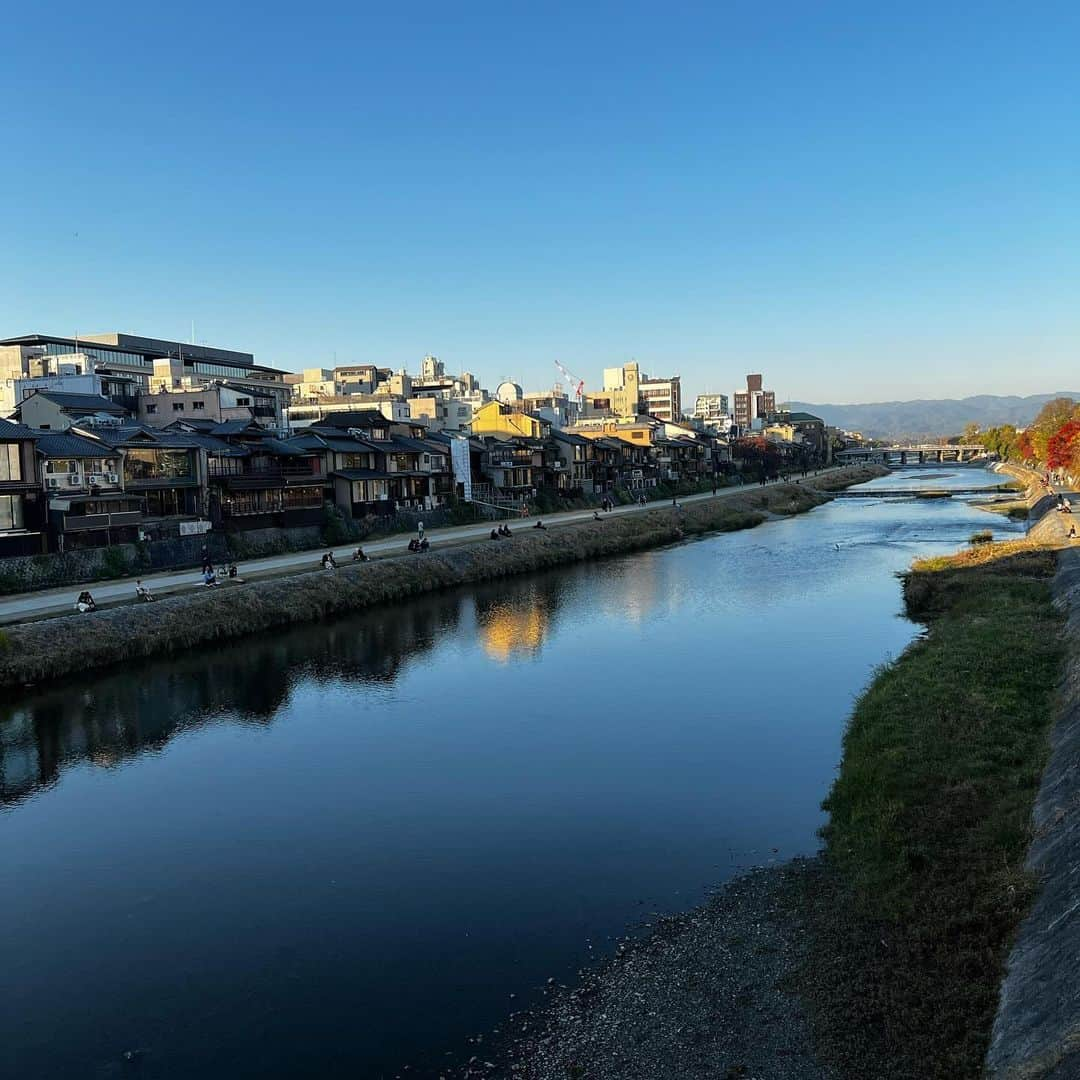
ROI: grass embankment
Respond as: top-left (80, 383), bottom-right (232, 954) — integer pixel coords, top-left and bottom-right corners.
top-left (803, 542), bottom-right (1065, 1078)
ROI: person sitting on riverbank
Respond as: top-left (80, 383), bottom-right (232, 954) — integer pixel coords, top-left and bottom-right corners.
top-left (352, 547), bottom-right (369, 562)
top-left (499, 523), bottom-right (512, 537)
top-left (419, 537), bottom-right (430, 551)
top-left (321, 552), bottom-right (337, 570)
top-left (534, 520), bottom-right (547, 530)
top-left (202, 568), bottom-right (219, 588)
top-left (594, 510), bottom-right (602, 521)
top-left (490, 529), bottom-right (501, 541)
top-left (135, 580), bottom-right (155, 602)
top-left (75, 590), bottom-right (97, 613)
top-left (1070, 524), bottom-right (1077, 539)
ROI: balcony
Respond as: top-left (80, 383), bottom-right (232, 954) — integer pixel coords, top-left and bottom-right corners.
top-left (62, 511), bottom-right (142, 531)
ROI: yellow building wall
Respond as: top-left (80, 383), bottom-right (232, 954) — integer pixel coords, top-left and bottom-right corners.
top-left (471, 401), bottom-right (543, 438)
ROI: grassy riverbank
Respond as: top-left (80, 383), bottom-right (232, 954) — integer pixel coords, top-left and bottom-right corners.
top-left (0, 469), bottom-right (885, 690)
top-left (803, 540), bottom-right (1065, 1078)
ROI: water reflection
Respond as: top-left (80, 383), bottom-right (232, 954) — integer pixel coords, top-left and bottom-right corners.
top-left (0, 576), bottom-right (585, 807)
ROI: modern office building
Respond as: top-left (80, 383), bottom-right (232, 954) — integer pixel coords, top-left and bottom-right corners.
top-left (733, 374), bottom-right (776, 429)
top-left (0, 332), bottom-right (289, 427)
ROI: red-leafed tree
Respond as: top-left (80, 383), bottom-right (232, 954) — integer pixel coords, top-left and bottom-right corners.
top-left (1016, 431), bottom-right (1034, 462)
top-left (1045, 419), bottom-right (1080, 471)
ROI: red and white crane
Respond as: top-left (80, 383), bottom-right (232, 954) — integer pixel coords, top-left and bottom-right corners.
top-left (553, 360), bottom-right (585, 405)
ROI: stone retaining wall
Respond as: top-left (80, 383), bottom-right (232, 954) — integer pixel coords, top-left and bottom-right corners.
top-left (987, 490), bottom-right (1080, 1079)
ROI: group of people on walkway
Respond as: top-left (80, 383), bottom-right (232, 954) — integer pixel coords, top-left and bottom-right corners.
top-left (490, 523), bottom-right (514, 540)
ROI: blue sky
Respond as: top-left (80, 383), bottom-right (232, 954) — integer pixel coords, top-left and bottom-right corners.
top-left (3, 2), bottom-right (1079, 404)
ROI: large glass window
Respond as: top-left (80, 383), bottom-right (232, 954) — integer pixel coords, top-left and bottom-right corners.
top-left (124, 449), bottom-right (194, 481)
top-left (0, 443), bottom-right (22, 482)
top-left (0, 494), bottom-right (24, 530)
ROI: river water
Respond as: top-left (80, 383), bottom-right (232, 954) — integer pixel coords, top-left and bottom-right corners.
top-left (0, 469), bottom-right (1021, 1079)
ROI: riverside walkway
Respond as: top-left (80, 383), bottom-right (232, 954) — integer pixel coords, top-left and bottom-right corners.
top-left (0, 471), bottom-right (844, 627)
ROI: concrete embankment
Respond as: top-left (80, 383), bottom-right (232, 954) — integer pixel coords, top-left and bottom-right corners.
top-left (0, 467), bottom-right (885, 691)
top-left (987, 500), bottom-right (1080, 1079)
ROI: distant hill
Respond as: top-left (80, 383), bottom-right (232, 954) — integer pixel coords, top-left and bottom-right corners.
top-left (781, 393), bottom-right (1080, 440)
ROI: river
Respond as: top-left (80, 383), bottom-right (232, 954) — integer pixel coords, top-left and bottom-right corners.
top-left (0, 468), bottom-right (1021, 1079)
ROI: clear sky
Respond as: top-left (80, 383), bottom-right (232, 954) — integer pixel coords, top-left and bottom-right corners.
top-left (3, 2), bottom-right (1079, 405)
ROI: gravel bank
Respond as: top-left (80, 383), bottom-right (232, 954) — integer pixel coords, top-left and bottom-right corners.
top-left (449, 862), bottom-right (834, 1080)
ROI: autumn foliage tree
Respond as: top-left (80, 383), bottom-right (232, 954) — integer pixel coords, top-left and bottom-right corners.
top-left (1045, 418), bottom-right (1080, 472)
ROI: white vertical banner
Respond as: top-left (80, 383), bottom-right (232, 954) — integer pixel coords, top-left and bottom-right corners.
top-left (450, 436), bottom-right (473, 501)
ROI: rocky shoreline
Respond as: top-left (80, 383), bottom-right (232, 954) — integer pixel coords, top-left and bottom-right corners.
top-left (456, 860), bottom-right (834, 1080)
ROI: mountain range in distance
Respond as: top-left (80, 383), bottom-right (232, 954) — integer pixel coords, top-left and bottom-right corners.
top-left (780, 392), bottom-right (1080, 440)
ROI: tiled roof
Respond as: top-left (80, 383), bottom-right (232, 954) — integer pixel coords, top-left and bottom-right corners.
top-left (29, 392), bottom-right (129, 413)
top-left (33, 432), bottom-right (116, 458)
top-left (0, 418), bottom-right (35, 440)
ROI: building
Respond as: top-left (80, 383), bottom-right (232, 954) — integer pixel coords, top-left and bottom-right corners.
top-left (763, 411), bottom-right (829, 463)
top-left (0, 332), bottom-right (289, 429)
top-left (407, 395), bottom-right (474, 432)
top-left (285, 396), bottom-right (411, 430)
top-left (693, 393), bottom-right (729, 421)
top-left (638, 374), bottom-right (681, 422)
top-left (522, 387), bottom-right (578, 429)
top-left (75, 425), bottom-right (212, 537)
top-left (733, 374), bottom-right (776, 429)
top-left (138, 382), bottom-right (282, 430)
top-left (13, 391), bottom-right (131, 431)
top-left (470, 400), bottom-right (549, 440)
top-left (34, 432), bottom-right (140, 551)
top-left (0, 418), bottom-right (46, 554)
top-left (581, 361), bottom-right (680, 421)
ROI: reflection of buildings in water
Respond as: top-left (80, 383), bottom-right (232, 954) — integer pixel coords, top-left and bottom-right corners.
top-left (473, 573), bottom-right (573, 663)
top-left (0, 590), bottom-right (466, 808)
top-left (479, 603), bottom-right (548, 663)
top-left (605, 552), bottom-right (662, 626)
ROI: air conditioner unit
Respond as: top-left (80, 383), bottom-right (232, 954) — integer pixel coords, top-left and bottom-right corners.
top-left (66, 475), bottom-right (82, 486)
top-left (107, 473), bottom-right (119, 484)
top-left (88, 474), bottom-right (104, 484)
top-left (47, 477), bottom-right (60, 489)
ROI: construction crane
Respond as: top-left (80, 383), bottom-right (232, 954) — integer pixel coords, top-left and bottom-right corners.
top-left (553, 360), bottom-right (585, 406)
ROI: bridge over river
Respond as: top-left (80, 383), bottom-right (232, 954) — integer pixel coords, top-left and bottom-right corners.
top-left (836, 444), bottom-right (986, 466)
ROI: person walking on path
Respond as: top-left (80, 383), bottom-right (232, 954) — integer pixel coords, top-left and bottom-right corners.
top-left (135, 580), bottom-right (155, 602)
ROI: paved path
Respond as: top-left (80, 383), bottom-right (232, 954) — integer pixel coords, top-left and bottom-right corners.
top-left (0, 471), bottom-right (843, 626)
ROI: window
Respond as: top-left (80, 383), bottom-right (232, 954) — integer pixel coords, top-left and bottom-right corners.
top-left (236, 397), bottom-right (250, 406)
top-left (193, 401), bottom-right (205, 411)
top-left (173, 403), bottom-right (185, 412)
top-left (0, 494), bottom-right (24, 530)
top-left (124, 449), bottom-right (194, 481)
top-left (631, 431), bottom-right (645, 440)
top-left (145, 403), bottom-right (158, 415)
top-left (0, 443), bottom-right (21, 482)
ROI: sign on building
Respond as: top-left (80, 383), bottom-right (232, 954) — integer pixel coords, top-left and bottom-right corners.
top-left (449, 436), bottom-right (473, 502)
